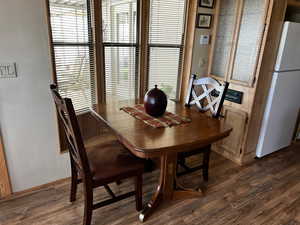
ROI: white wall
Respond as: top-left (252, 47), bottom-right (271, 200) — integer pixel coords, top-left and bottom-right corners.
top-left (0, 0), bottom-right (70, 192)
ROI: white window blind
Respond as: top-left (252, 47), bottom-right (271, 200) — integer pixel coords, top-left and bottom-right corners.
top-left (148, 0), bottom-right (186, 99)
top-left (48, 0), bottom-right (95, 113)
top-left (102, 0), bottom-right (138, 101)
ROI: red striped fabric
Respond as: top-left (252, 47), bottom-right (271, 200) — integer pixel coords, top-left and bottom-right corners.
top-left (120, 104), bottom-right (191, 128)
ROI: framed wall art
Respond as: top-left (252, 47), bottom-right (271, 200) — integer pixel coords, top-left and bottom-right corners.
top-left (197, 13), bottom-right (212, 29)
top-left (199, 0), bottom-right (215, 9)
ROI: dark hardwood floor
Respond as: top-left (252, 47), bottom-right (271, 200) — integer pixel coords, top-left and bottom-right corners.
top-left (0, 141), bottom-right (299, 225)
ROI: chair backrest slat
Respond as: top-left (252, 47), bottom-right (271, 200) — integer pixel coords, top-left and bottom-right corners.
top-left (185, 75), bottom-right (229, 118)
top-left (50, 84), bottom-right (91, 175)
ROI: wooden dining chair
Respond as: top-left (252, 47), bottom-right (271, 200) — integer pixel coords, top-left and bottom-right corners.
top-left (50, 84), bottom-right (145, 225)
top-left (177, 75), bottom-right (229, 181)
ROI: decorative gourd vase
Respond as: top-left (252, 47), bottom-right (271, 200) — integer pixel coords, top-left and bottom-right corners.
top-left (144, 85), bottom-right (168, 117)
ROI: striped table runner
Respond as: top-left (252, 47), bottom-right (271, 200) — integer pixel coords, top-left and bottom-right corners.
top-left (120, 104), bottom-right (191, 128)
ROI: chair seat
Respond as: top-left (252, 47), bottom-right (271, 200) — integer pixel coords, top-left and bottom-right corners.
top-left (86, 138), bottom-right (145, 185)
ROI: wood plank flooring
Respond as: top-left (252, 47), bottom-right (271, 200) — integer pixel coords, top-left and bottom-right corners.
top-left (0, 142), bottom-right (299, 225)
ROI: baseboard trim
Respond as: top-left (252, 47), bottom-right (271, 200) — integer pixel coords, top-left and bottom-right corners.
top-left (0, 177), bottom-right (70, 202)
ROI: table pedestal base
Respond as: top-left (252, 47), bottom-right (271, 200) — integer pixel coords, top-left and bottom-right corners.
top-left (139, 153), bottom-right (204, 222)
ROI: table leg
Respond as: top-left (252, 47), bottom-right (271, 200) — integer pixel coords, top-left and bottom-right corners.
top-left (139, 152), bottom-right (204, 222)
top-left (173, 177), bottom-right (203, 201)
top-left (139, 153), bottom-right (176, 222)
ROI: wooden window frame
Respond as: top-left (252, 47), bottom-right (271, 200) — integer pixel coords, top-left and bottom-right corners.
top-left (97, 0), bottom-right (191, 101)
top-left (46, 0), bottom-right (101, 152)
top-left (46, 0), bottom-right (196, 103)
top-left (46, 0), bottom-right (96, 108)
top-left (100, 0), bottom-right (141, 101)
top-left (180, 0), bottom-right (199, 101)
top-left (146, 0), bottom-right (188, 100)
top-left (147, 43), bottom-right (185, 100)
top-left (94, 0), bottom-right (194, 101)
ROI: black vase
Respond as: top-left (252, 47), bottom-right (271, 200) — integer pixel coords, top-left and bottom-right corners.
top-left (144, 85), bottom-right (167, 117)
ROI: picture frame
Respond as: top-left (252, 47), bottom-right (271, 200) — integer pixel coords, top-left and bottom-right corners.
top-left (196, 13), bottom-right (212, 29)
top-left (199, 0), bottom-right (215, 9)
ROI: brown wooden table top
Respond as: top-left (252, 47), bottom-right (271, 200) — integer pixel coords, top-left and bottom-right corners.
top-left (91, 99), bottom-right (232, 158)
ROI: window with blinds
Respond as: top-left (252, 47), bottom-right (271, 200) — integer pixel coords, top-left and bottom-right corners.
top-left (47, 0), bottom-right (187, 107)
top-left (148, 0), bottom-right (186, 100)
top-left (102, 0), bottom-right (139, 101)
top-left (48, 0), bottom-right (95, 114)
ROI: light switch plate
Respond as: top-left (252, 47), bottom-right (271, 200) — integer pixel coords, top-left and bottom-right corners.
top-left (0, 63), bottom-right (17, 78)
top-left (199, 35), bottom-right (210, 45)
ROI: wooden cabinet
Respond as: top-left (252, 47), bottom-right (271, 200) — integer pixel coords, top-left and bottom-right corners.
top-left (208, 0), bottom-right (271, 164)
top-left (184, 0), bottom-right (289, 164)
top-left (213, 107), bottom-right (248, 164)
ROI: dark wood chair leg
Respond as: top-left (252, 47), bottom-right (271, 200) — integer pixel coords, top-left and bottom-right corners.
top-left (83, 182), bottom-right (93, 225)
top-left (202, 147), bottom-right (211, 182)
top-left (135, 174), bottom-right (143, 211)
top-left (70, 161), bottom-right (78, 202)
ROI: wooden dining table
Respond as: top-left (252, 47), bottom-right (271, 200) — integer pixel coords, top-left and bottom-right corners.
top-left (90, 99), bottom-right (232, 222)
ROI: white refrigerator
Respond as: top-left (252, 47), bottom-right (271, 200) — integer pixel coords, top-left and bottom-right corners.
top-left (256, 21), bottom-right (300, 158)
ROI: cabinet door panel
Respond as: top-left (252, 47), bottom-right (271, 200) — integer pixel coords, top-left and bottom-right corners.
top-left (219, 107), bottom-right (248, 156)
top-left (230, 0), bottom-right (268, 84)
top-left (211, 0), bottom-right (239, 78)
